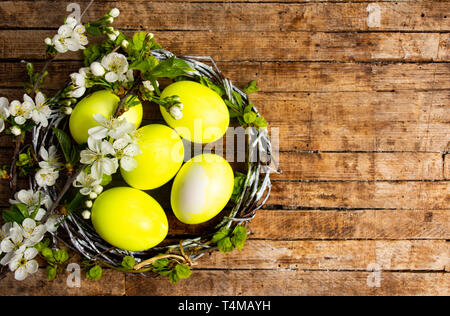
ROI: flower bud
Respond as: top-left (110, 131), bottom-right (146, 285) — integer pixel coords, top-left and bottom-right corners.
top-left (89, 192), bottom-right (98, 200)
top-left (90, 62), bottom-right (105, 77)
top-left (106, 16), bottom-right (114, 24)
top-left (85, 200), bottom-right (93, 208)
top-left (11, 126), bottom-right (21, 136)
top-left (146, 33), bottom-right (154, 40)
top-left (44, 37), bottom-right (53, 46)
top-left (169, 106), bottom-right (183, 120)
top-left (109, 8), bottom-right (120, 18)
top-left (82, 210), bottom-right (91, 220)
top-left (63, 107), bottom-right (73, 115)
top-left (121, 39), bottom-right (129, 49)
top-left (93, 185), bottom-right (103, 195)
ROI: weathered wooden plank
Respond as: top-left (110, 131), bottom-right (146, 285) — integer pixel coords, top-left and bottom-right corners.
top-left (0, 269), bottom-right (125, 296)
top-left (125, 270), bottom-right (449, 296)
top-left (269, 181), bottom-right (450, 209)
top-left (1, 30), bottom-right (448, 62)
top-left (247, 209), bottom-right (449, 240)
top-left (0, 61), bottom-right (449, 93)
top-left (195, 240), bottom-right (448, 271)
top-left (0, 89), bottom-right (447, 153)
top-left (0, 146), bottom-right (443, 181)
top-left (1, 2), bottom-right (448, 32)
top-left (271, 152), bottom-right (444, 181)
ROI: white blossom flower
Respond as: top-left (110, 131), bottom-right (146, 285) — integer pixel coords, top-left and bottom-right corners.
top-left (35, 168), bottom-right (59, 187)
top-left (0, 223), bottom-right (13, 255)
top-left (73, 170), bottom-right (102, 196)
top-left (113, 138), bottom-right (141, 171)
top-left (0, 224), bottom-right (26, 265)
top-left (70, 70), bottom-right (87, 98)
top-left (8, 247), bottom-right (39, 281)
top-left (89, 114), bottom-right (135, 140)
top-left (31, 92), bottom-right (51, 127)
top-left (90, 61), bottom-right (106, 77)
top-left (0, 97), bottom-right (10, 133)
top-left (142, 80), bottom-right (158, 92)
top-left (101, 52), bottom-right (129, 83)
top-left (9, 189), bottom-right (52, 215)
top-left (72, 24), bottom-right (88, 49)
top-left (39, 145), bottom-right (63, 169)
top-left (80, 138), bottom-right (118, 179)
top-left (10, 126), bottom-right (21, 136)
top-left (170, 105), bottom-right (183, 120)
top-left (9, 96), bottom-right (34, 125)
top-left (21, 218), bottom-right (46, 245)
top-left (45, 215), bottom-right (62, 233)
top-left (109, 8), bottom-right (120, 18)
top-left (52, 17), bottom-right (87, 53)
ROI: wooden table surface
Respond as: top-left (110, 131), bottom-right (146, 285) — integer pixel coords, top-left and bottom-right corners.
top-left (0, 0), bottom-right (449, 296)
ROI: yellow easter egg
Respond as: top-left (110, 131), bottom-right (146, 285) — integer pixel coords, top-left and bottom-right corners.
top-left (121, 124), bottom-right (184, 190)
top-left (91, 187), bottom-right (168, 251)
top-left (171, 153), bottom-right (234, 224)
top-left (69, 90), bottom-right (143, 144)
top-left (160, 81), bottom-right (229, 144)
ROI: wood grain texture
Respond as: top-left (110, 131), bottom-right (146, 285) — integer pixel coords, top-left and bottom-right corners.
top-left (0, 0), bottom-right (448, 296)
top-left (195, 240), bottom-right (449, 270)
top-left (1, 2), bottom-right (448, 32)
top-left (247, 209), bottom-right (449, 240)
top-left (1, 30), bottom-right (448, 62)
top-left (125, 270), bottom-right (449, 296)
top-left (269, 181), bottom-right (450, 209)
top-left (1, 61), bottom-right (449, 93)
top-left (1, 90), bottom-right (448, 153)
top-left (0, 269), bottom-right (125, 296)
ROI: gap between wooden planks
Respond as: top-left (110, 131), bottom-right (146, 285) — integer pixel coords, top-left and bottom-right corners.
top-left (0, 1), bottom-right (448, 32)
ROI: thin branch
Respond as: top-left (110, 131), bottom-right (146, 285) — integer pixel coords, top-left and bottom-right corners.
top-left (113, 78), bottom-right (142, 117)
top-left (47, 166), bottom-right (83, 216)
top-left (9, 134), bottom-right (23, 195)
top-left (30, 57), bottom-right (55, 97)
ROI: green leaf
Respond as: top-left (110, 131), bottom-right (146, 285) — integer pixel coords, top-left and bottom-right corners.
top-left (130, 55), bottom-right (159, 73)
top-left (175, 264), bottom-right (192, 279)
top-left (121, 256), bottom-right (136, 270)
top-left (86, 265), bottom-right (103, 281)
top-left (132, 32), bottom-right (147, 52)
top-left (151, 56), bottom-right (193, 79)
top-left (200, 77), bottom-right (225, 97)
top-left (2, 207), bottom-right (25, 224)
top-left (152, 258), bottom-right (169, 271)
top-left (35, 238), bottom-right (51, 252)
top-left (243, 80), bottom-right (259, 94)
top-left (52, 128), bottom-right (73, 163)
top-left (231, 225), bottom-right (248, 251)
top-left (254, 116), bottom-right (268, 128)
top-left (217, 237), bottom-right (235, 253)
top-left (83, 44), bottom-right (101, 66)
top-left (231, 172), bottom-right (246, 203)
top-left (232, 91), bottom-right (243, 108)
top-left (211, 228), bottom-right (230, 243)
top-left (46, 266), bottom-right (57, 281)
top-left (169, 271), bottom-right (180, 284)
top-left (85, 24), bottom-right (101, 36)
top-left (41, 248), bottom-right (55, 262)
top-left (243, 112), bottom-right (257, 124)
top-left (13, 203), bottom-right (29, 218)
top-left (53, 249), bottom-right (69, 264)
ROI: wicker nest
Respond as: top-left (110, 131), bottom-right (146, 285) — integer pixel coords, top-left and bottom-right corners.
top-left (30, 49), bottom-right (273, 272)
